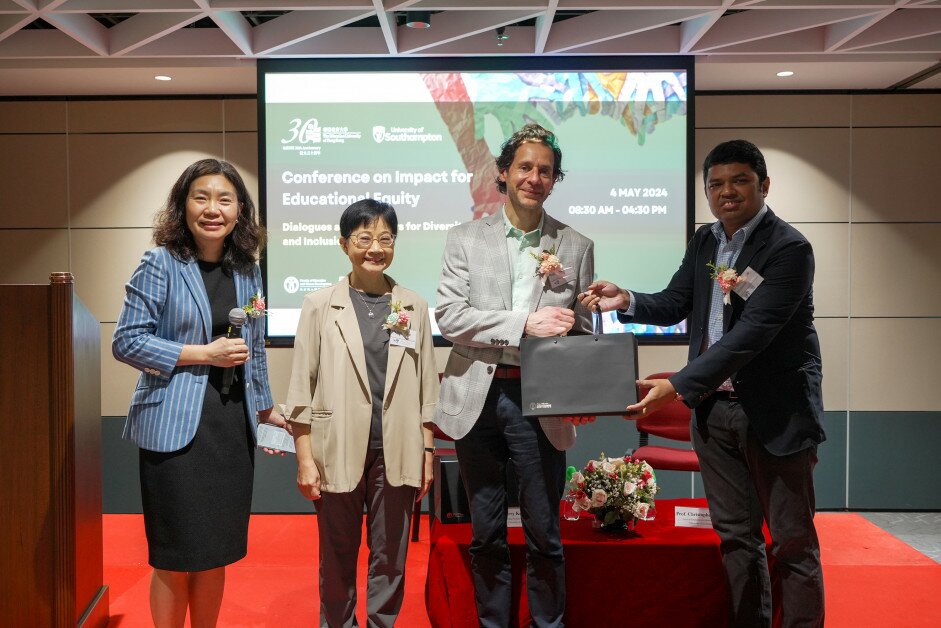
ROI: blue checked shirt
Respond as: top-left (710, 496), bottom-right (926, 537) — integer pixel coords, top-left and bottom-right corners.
top-left (707, 205), bottom-right (767, 390)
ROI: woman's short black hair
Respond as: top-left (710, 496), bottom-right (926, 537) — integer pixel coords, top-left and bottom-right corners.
top-left (153, 158), bottom-right (265, 274)
top-left (702, 139), bottom-right (768, 183)
top-left (339, 199), bottom-right (398, 237)
top-left (494, 123), bottom-right (565, 194)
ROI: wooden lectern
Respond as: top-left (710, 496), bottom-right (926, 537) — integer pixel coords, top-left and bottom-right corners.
top-left (0, 273), bottom-right (108, 627)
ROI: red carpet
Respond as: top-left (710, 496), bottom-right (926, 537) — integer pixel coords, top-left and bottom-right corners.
top-left (104, 515), bottom-right (430, 627)
top-left (818, 514), bottom-right (941, 627)
top-left (104, 512), bottom-right (941, 627)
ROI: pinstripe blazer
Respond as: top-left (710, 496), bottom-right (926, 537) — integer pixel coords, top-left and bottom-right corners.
top-left (434, 209), bottom-right (595, 450)
top-left (112, 246), bottom-right (274, 453)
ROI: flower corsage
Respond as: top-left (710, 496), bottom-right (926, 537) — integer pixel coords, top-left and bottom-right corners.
top-left (707, 262), bottom-right (742, 305)
top-left (531, 246), bottom-right (564, 279)
top-left (242, 293), bottom-right (267, 318)
top-left (383, 300), bottom-right (410, 335)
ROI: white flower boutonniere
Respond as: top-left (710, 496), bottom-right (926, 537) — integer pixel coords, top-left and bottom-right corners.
top-left (707, 262), bottom-right (743, 305)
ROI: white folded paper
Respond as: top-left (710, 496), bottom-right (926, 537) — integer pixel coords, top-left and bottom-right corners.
top-left (256, 423), bottom-right (295, 453)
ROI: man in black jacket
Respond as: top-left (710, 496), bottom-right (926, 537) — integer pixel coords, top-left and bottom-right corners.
top-left (580, 139), bottom-right (825, 628)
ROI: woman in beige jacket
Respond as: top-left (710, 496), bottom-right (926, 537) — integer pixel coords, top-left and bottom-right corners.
top-left (285, 199), bottom-right (438, 628)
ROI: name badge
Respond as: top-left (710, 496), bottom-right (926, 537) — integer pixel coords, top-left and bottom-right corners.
top-left (548, 266), bottom-right (575, 289)
top-left (733, 266), bottom-right (764, 301)
top-left (389, 331), bottom-right (416, 349)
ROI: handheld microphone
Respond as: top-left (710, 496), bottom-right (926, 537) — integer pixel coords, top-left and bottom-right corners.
top-left (221, 308), bottom-right (248, 395)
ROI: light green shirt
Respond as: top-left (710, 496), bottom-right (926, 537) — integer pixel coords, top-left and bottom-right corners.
top-left (500, 211), bottom-right (544, 366)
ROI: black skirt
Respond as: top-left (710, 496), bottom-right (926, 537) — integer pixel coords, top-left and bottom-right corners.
top-left (139, 364), bottom-right (255, 572)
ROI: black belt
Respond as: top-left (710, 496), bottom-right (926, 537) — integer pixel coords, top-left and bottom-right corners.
top-left (713, 390), bottom-right (738, 401)
top-left (493, 365), bottom-right (522, 379)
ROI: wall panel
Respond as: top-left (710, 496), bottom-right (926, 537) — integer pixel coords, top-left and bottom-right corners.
top-left (223, 131), bottom-right (259, 204)
top-left (68, 133), bottom-right (225, 228)
top-left (638, 343), bottom-right (690, 378)
top-left (852, 93), bottom-right (941, 128)
top-left (68, 99), bottom-right (224, 133)
top-left (815, 410), bottom-right (848, 510)
top-left (815, 317), bottom-right (849, 412)
top-left (850, 223), bottom-right (941, 317)
top-left (800, 222), bottom-right (850, 318)
top-left (71, 228), bottom-right (154, 324)
top-left (849, 318), bottom-right (941, 412)
top-left (265, 347), bottom-right (294, 409)
top-left (848, 411), bottom-right (941, 509)
top-left (0, 101), bottom-right (66, 133)
top-left (695, 128), bottom-right (851, 224)
top-left (224, 98), bottom-right (257, 132)
top-left (99, 322), bottom-right (138, 417)
top-left (0, 229), bottom-right (70, 284)
top-left (851, 127), bottom-right (941, 223)
top-left (695, 94), bottom-right (851, 129)
top-left (0, 135), bottom-right (69, 228)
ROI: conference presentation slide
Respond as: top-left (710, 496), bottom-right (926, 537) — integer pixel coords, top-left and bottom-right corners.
top-left (262, 66), bottom-right (689, 340)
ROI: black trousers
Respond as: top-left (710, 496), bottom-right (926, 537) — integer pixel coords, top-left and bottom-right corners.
top-left (455, 378), bottom-right (566, 628)
top-left (692, 397), bottom-right (825, 628)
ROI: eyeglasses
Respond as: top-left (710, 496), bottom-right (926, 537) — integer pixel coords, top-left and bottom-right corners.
top-left (349, 232), bottom-right (396, 249)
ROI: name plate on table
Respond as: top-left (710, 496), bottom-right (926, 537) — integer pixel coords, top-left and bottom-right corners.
top-left (507, 507), bottom-right (522, 528)
top-left (675, 506), bottom-right (712, 528)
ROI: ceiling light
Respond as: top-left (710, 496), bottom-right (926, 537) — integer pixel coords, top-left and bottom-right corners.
top-left (496, 26), bottom-right (509, 46)
top-left (405, 11), bottom-right (431, 29)
top-left (776, 70), bottom-right (794, 77)
top-left (154, 75), bottom-right (172, 81)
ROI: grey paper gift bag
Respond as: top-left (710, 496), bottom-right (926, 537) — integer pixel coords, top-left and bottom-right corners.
top-left (520, 313), bottom-right (638, 417)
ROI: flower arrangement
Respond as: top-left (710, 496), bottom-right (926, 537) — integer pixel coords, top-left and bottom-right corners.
top-left (707, 262), bottom-right (743, 305)
top-left (383, 300), bottom-right (410, 334)
top-left (531, 246), bottom-right (563, 278)
top-left (567, 452), bottom-right (659, 529)
top-left (242, 293), bottom-right (267, 318)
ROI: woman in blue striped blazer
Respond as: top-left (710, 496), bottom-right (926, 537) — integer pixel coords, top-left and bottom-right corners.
top-left (113, 159), bottom-right (288, 627)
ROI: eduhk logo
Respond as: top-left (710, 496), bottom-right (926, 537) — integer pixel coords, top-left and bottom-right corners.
top-left (282, 118), bottom-right (322, 145)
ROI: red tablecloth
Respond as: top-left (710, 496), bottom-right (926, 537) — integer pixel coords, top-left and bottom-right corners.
top-left (426, 498), bottom-right (730, 628)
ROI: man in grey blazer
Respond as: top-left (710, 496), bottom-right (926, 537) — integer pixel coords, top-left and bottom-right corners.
top-left (435, 124), bottom-right (594, 627)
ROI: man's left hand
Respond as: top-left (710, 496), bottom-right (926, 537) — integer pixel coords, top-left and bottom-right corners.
top-left (625, 379), bottom-right (679, 418)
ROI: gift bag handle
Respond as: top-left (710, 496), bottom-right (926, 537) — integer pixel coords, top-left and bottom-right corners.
top-left (592, 310), bottom-right (605, 335)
